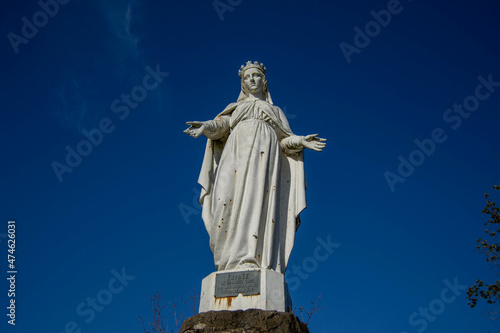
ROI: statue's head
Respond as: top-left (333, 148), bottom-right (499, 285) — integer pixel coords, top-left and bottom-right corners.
top-left (238, 61), bottom-right (268, 98)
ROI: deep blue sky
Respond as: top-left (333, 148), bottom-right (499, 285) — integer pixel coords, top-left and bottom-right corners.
top-left (2, 0), bottom-right (500, 332)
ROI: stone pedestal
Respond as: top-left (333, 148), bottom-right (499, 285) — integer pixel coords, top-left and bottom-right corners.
top-left (199, 268), bottom-right (292, 313)
top-left (180, 309), bottom-right (309, 333)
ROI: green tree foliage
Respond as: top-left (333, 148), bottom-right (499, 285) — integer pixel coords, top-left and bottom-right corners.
top-left (467, 186), bottom-right (500, 314)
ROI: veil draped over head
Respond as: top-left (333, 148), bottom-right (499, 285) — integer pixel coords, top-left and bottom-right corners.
top-left (236, 63), bottom-right (273, 104)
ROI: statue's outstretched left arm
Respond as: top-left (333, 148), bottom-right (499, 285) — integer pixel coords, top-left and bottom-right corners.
top-left (275, 106), bottom-right (326, 153)
top-left (301, 134), bottom-right (326, 152)
top-left (281, 134), bottom-right (326, 153)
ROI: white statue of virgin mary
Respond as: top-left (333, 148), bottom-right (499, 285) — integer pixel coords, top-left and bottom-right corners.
top-left (185, 61), bottom-right (326, 274)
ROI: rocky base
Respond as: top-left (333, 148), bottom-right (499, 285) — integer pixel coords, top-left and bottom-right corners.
top-left (180, 309), bottom-right (309, 333)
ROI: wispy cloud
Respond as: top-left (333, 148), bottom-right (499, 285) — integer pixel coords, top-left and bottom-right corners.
top-left (51, 0), bottom-right (146, 133)
top-left (52, 72), bottom-right (97, 133)
top-left (100, 0), bottom-right (141, 61)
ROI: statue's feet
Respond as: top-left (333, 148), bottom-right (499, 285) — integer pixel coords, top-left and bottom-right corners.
top-left (238, 260), bottom-right (259, 269)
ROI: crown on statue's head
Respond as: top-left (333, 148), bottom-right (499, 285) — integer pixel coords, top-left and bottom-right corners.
top-left (238, 61), bottom-right (267, 78)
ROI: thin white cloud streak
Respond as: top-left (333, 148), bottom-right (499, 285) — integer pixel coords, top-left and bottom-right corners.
top-left (100, 0), bottom-right (141, 60)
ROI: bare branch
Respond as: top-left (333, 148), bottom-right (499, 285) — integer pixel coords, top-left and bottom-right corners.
top-left (298, 295), bottom-right (325, 326)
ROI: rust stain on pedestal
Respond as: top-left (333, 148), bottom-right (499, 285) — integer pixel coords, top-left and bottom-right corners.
top-left (214, 294), bottom-right (260, 309)
top-left (215, 296), bottom-right (236, 307)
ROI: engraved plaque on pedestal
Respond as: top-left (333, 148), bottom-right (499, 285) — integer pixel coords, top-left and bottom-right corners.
top-left (215, 270), bottom-right (261, 297)
top-left (200, 269), bottom-right (290, 312)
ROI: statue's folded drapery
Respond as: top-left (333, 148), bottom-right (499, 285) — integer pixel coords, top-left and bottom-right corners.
top-left (198, 99), bottom-right (306, 274)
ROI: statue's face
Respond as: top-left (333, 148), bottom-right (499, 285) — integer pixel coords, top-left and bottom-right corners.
top-left (242, 68), bottom-right (264, 95)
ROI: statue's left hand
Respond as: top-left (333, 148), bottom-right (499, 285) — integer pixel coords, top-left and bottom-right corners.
top-left (184, 121), bottom-right (205, 138)
top-left (301, 134), bottom-right (327, 152)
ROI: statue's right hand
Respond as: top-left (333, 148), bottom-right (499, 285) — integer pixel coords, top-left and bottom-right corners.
top-left (184, 121), bottom-right (205, 138)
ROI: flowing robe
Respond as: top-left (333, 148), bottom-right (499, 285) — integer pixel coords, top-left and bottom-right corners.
top-left (198, 99), bottom-right (306, 274)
